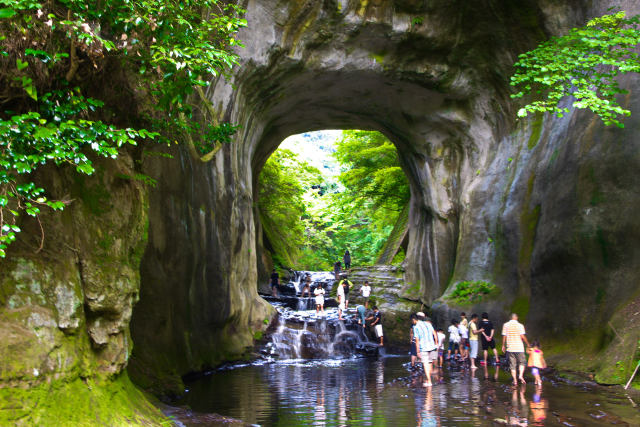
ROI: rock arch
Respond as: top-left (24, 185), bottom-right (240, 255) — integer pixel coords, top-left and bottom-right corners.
top-left (129, 0), bottom-right (640, 389)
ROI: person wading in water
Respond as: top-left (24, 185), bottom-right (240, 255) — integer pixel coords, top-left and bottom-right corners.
top-left (502, 313), bottom-right (530, 385)
top-left (478, 312), bottom-right (499, 365)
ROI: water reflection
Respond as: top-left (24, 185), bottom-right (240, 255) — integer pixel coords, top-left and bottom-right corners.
top-left (180, 357), bottom-right (640, 426)
top-left (416, 387), bottom-right (439, 427)
top-left (530, 385), bottom-right (548, 425)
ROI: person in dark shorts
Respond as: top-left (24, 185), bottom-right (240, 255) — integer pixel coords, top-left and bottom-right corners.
top-left (270, 269), bottom-right (279, 297)
top-left (478, 312), bottom-right (499, 365)
top-left (366, 306), bottom-right (383, 346)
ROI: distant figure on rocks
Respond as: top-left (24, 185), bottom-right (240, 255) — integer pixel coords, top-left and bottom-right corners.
top-left (360, 281), bottom-right (371, 308)
top-left (367, 306), bottom-right (383, 346)
top-left (314, 283), bottom-right (325, 314)
top-left (334, 261), bottom-right (341, 280)
top-left (502, 313), bottom-right (530, 385)
top-left (337, 280), bottom-right (346, 320)
top-left (343, 250), bottom-right (351, 270)
top-left (301, 273), bottom-right (312, 298)
top-left (478, 312), bottom-right (499, 365)
top-left (270, 269), bottom-right (279, 298)
top-left (339, 277), bottom-right (353, 309)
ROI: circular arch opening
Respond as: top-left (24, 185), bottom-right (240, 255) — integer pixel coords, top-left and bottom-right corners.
top-left (255, 129), bottom-right (412, 294)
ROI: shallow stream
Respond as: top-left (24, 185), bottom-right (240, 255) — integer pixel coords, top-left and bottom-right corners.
top-left (177, 274), bottom-right (640, 426)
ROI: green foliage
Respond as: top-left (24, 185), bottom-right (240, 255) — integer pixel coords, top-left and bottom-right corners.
top-left (511, 10), bottom-right (640, 127)
top-left (333, 130), bottom-right (409, 213)
top-left (446, 280), bottom-right (497, 305)
top-left (0, 0), bottom-right (245, 256)
top-left (257, 149), bottom-right (323, 268)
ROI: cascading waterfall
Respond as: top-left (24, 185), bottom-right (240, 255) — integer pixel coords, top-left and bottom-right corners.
top-left (262, 272), bottom-right (380, 360)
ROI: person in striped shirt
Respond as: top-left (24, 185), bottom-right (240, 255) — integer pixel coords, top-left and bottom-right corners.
top-left (502, 313), bottom-right (530, 385)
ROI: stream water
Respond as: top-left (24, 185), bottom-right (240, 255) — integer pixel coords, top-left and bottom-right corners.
top-left (177, 273), bottom-right (640, 426)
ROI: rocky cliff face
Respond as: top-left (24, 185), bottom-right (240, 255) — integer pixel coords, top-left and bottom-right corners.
top-left (198, 0), bottom-right (639, 381)
top-left (0, 152), bottom-right (165, 423)
top-left (2, 1), bottom-right (640, 413)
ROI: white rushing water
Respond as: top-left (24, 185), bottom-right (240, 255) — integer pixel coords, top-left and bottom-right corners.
top-left (264, 304), bottom-right (379, 360)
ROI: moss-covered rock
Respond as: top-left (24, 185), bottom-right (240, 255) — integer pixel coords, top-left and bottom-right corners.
top-left (0, 152), bottom-right (154, 417)
top-left (348, 266), bottom-right (422, 349)
top-left (0, 373), bottom-right (166, 425)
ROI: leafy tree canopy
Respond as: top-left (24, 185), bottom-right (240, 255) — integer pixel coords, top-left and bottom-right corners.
top-left (333, 130), bottom-right (409, 213)
top-left (0, 0), bottom-right (244, 256)
top-left (511, 10), bottom-right (640, 127)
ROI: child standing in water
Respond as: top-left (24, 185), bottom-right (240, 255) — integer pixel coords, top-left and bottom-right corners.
top-left (527, 340), bottom-right (547, 385)
top-left (314, 283), bottom-right (325, 314)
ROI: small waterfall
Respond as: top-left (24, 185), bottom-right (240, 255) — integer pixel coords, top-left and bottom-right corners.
top-left (266, 306), bottom-right (379, 360)
top-left (292, 271), bottom-right (303, 294)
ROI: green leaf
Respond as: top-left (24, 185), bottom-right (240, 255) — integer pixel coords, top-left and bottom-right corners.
top-left (16, 58), bottom-right (28, 70)
top-left (0, 8), bottom-right (16, 19)
top-left (22, 77), bottom-right (38, 101)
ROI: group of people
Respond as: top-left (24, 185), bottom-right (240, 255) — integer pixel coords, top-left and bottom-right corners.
top-left (410, 311), bottom-right (546, 387)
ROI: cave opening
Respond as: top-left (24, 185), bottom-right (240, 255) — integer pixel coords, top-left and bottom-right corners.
top-left (255, 129), bottom-right (411, 287)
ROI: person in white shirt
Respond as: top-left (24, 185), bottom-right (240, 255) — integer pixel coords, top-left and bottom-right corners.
top-left (336, 281), bottom-right (345, 320)
top-left (458, 320), bottom-right (469, 361)
top-left (447, 319), bottom-right (461, 361)
top-left (314, 284), bottom-right (325, 313)
top-left (360, 281), bottom-right (371, 308)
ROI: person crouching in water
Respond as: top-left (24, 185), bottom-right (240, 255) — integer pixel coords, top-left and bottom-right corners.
top-left (314, 283), bottom-right (325, 314)
top-left (367, 306), bottom-right (384, 346)
top-left (412, 314), bottom-right (439, 387)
